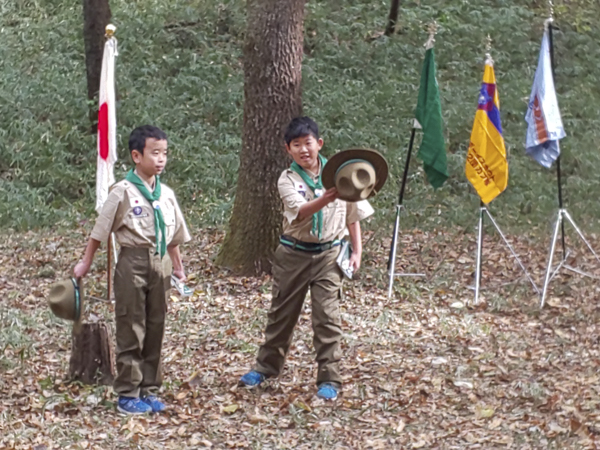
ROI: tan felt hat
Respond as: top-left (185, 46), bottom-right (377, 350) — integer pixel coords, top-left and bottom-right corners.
top-left (48, 278), bottom-right (84, 333)
top-left (322, 149), bottom-right (389, 202)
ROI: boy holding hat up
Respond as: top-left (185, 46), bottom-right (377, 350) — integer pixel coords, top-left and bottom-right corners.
top-left (240, 116), bottom-right (376, 400)
top-left (74, 125), bottom-right (191, 414)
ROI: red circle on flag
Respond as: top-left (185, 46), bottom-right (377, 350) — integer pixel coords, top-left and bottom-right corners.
top-left (98, 102), bottom-right (109, 160)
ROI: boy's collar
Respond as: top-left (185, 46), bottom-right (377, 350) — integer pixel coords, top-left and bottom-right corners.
top-left (294, 158), bottom-right (321, 178)
top-left (134, 169), bottom-right (155, 192)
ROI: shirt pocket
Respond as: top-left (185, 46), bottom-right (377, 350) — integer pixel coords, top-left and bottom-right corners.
top-left (161, 200), bottom-right (176, 227)
top-left (125, 205), bottom-right (154, 232)
top-left (327, 199), bottom-right (346, 221)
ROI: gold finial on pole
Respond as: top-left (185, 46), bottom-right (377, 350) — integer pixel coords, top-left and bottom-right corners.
top-left (425, 21), bottom-right (438, 49)
top-left (485, 34), bottom-right (493, 65)
top-left (105, 24), bottom-right (116, 38)
top-left (545, 1), bottom-right (554, 29)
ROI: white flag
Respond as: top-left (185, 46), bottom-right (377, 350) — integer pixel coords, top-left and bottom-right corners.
top-left (525, 24), bottom-right (566, 169)
top-left (96, 35), bottom-right (118, 212)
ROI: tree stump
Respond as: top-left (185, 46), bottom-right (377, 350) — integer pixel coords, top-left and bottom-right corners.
top-left (69, 322), bottom-right (115, 385)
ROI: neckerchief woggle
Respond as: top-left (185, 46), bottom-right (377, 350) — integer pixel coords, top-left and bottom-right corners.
top-left (290, 154), bottom-right (327, 240)
top-left (125, 169), bottom-right (166, 258)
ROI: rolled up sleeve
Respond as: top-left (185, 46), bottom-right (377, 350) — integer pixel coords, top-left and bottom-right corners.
top-left (90, 189), bottom-right (122, 242)
top-left (346, 200), bottom-right (374, 225)
top-left (169, 198), bottom-right (192, 246)
top-left (278, 173), bottom-right (307, 224)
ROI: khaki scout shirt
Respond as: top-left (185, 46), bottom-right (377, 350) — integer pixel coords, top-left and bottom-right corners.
top-left (90, 174), bottom-right (191, 249)
top-left (278, 168), bottom-right (374, 243)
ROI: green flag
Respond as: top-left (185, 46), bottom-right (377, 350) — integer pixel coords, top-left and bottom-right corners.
top-left (414, 47), bottom-right (448, 189)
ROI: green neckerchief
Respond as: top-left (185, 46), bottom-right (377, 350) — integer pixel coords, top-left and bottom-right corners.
top-left (290, 154), bottom-right (327, 240)
top-left (125, 169), bottom-right (166, 258)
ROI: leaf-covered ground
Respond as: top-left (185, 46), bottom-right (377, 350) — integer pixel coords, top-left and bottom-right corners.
top-left (2, 226), bottom-right (600, 449)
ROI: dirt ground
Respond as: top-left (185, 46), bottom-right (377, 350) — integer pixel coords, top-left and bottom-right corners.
top-left (2, 227), bottom-right (600, 449)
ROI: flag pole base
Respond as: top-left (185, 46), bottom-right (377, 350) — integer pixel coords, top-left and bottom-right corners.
top-left (473, 206), bottom-right (539, 305)
top-left (540, 209), bottom-right (600, 308)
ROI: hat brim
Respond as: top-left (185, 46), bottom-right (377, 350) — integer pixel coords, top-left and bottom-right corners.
top-left (73, 278), bottom-right (84, 335)
top-left (322, 149), bottom-right (389, 201)
top-left (48, 278), bottom-right (84, 332)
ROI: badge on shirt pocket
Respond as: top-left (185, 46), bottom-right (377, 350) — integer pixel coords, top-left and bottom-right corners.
top-left (129, 197), bottom-right (149, 218)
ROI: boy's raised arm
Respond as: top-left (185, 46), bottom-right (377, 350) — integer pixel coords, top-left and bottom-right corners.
top-left (296, 187), bottom-right (339, 222)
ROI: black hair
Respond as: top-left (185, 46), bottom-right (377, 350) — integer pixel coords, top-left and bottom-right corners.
top-left (284, 116), bottom-right (319, 145)
top-left (128, 125), bottom-right (168, 154)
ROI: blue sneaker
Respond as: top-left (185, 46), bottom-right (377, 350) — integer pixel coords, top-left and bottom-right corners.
top-left (317, 383), bottom-right (339, 400)
top-left (117, 396), bottom-right (152, 414)
top-left (142, 395), bottom-right (166, 413)
top-left (240, 370), bottom-right (266, 387)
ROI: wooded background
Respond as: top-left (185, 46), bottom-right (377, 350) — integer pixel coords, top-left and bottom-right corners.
top-left (1, 0), bottom-right (599, 236)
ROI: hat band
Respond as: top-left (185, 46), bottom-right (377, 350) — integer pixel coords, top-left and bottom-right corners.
top-left (335, 159), bottom-right (375, 177)
top-left (70, 277), bottom-right (81, 321)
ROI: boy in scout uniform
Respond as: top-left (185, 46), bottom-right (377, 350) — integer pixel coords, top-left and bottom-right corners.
top-left (240, 116), bottom-right (374, 400)
top-left (73, 125), bottom-right (191, 414)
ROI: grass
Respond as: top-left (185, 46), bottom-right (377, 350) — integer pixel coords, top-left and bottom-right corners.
top-left (1, 0), bottom-right (600, 235)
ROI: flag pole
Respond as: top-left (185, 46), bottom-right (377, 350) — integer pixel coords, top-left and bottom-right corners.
top-left (107, 235), bottom-right (112, 301)
top-left (546, 6), bottom-right (567, 260)
top-left (105, 23), bottom-right (117, 301)
top-left (387, 23), bottom-right (437, 298)
top-left (387, 127), bottom-right (417, 298)
top-left (474, 200), bottom-right (485, 304)
top-left (539, 4), bottom-right (600, 306)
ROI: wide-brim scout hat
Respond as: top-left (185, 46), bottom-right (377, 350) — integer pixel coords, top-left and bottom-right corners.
top-left (48, 278), bottom-right (84, 333)
top-left (322, 149), bottom-right (389, 202)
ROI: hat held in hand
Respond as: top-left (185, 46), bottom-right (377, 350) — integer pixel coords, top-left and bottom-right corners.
top-left (48, 278), bottom-right (84, 332)
top-left (322, 149), bottom-right (389, 202)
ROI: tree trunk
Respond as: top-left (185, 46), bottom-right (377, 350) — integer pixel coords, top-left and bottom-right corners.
top-left (82, 0), bottom-right (111, 130)
top-left (69, 322), bottom-right (115, 385)
top-left (385, 0), bottom-right (401, 36)
top-left (217, 0), bottom-right (306, 275)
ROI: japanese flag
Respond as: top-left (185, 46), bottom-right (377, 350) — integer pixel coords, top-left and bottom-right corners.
top-left (96, 35), bottom-right (118, 212)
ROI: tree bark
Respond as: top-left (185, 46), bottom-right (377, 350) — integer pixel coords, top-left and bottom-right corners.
top-left (217, 0), bottom-right (306, 275)
top-left (385, 0), bottom-right (401, 36)
top-left (82, 0), bottom-right (111, 129)
top-left (69, 322), bottom-right (115, 385)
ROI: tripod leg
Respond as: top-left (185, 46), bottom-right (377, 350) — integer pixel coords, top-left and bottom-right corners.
top-left (387, 205), bottom-right (401, 299)
top-left (484, 210), bottom-right (540, 294)
top-left (562, 210), bottom-right (600, 264)
top-left (541, 212), bottom-right (562, 308)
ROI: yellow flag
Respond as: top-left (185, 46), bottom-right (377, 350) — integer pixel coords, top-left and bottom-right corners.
top-left (465, 60), bottom-right (508, 204)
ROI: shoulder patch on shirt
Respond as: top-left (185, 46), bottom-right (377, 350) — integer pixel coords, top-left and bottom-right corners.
top-left (129, 196), bottom-right (144, 207)
top-left (294, 181), bottom-right (307, 197)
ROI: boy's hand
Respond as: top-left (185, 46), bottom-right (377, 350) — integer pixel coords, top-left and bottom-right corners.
top-left (349, 251), bottom-right (361, 273)
top-left (73, 259), bottom-right (92, 278)
top-left (172, 269), bottom-right (186, 281)
top-left (322, 187), bottom-right (339, 204)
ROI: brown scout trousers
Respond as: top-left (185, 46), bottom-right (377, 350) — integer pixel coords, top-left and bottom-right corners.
top-left (254, 244), bottom-right (344, 386)
top-left (113, 247), bottom-right (171, 398)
